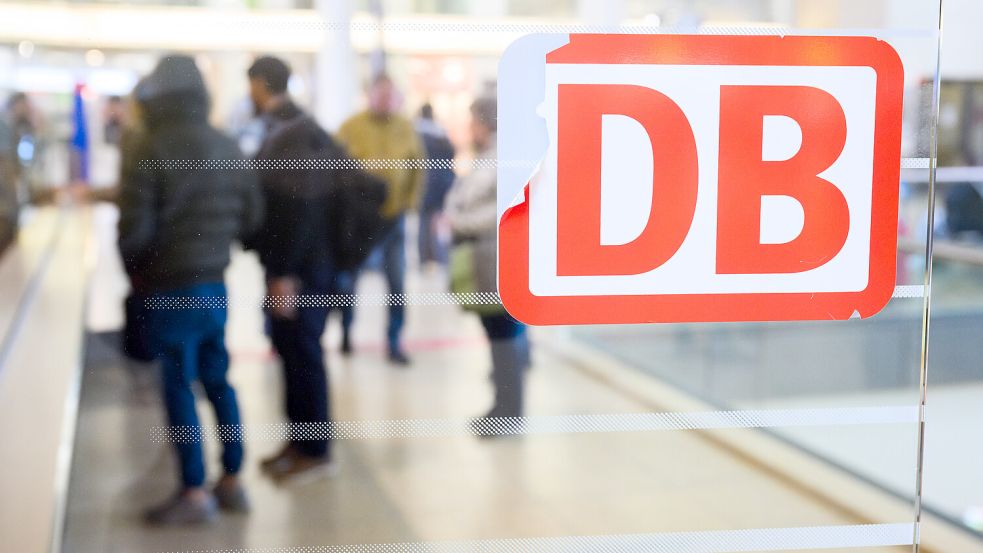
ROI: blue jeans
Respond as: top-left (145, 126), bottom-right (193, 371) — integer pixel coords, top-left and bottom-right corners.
top-left (146, 282), bottom-right (242, 488)
top-left (417, 206), bottom-right (448, 265)
top-left (479, 314), bottom-right (530, 417)
top-left (342, 216), bottom-right (406, 353)
top-left (268, 260), bottom-right (334, 458)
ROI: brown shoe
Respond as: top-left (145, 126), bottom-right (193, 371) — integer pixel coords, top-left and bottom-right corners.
top-left (260, 443), bottom-right (298, 474)
top-left (268, 452), bottom-right (338, 484)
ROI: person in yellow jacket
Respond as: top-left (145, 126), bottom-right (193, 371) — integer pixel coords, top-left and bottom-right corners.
top-left (337, 73), bottom-right (424, 365)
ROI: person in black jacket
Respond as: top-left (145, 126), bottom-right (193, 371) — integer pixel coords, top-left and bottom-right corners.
top-left (118, 56), bottom-right (264, 525)
top-left (246, 56), bottom-right (341, 481)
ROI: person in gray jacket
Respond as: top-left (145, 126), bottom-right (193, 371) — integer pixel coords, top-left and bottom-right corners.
top-left (446, 95), bottom-right (530, 422)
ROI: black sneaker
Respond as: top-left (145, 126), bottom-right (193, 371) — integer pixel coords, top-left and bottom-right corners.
top-left (388, 349), bottom-right (411, 366)
top-left (340, 333), bottom-right (353, 356)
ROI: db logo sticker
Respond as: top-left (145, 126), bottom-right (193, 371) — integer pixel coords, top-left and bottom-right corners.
top-left (497, 34), bottom-right (904, 325)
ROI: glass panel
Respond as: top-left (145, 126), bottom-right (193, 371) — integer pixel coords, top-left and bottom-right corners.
top-left (566, 0), bottom-right (945, 544)
top-left (0, 1), bottom-right (972, 553)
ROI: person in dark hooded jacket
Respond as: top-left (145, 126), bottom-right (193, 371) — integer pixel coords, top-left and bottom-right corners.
top-left (118, 55), bottom-right (263, 525)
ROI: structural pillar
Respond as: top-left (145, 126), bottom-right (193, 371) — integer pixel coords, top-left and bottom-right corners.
top-left (315, 0), bottom-right (357, 131)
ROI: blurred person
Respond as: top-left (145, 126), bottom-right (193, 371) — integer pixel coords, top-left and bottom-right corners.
top-left (103, 95), bottom-right (126, 145)
top-left (118, 89), bottom-right (147, 184)
top-left (5, 92), bottom-right (38, 191)
top-left (337, 73), bottom-right (424, 365)
top-left (0, 113), bottom-right (16, 249)
top-left (84, 93), bottom-right (145, 205)
top-left (229, 96), bottom-right (267, 159)
top-left (117, 86), bottom-right (157, 363)
top-left (118, 55), bottom-right (264, 525)
top-left (446, 96), bottom-right (531, 424)
top-left (415, 103), bottom-right (456, 268)
top-left (6, 92), bottom-right (38, 141)
top-left (944, 183), bottom-right (983, 239)
top-left (246, 56), bottom-right (342, 480)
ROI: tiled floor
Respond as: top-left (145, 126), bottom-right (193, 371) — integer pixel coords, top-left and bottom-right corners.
top-left (62, 239), bottom-right (912, 552)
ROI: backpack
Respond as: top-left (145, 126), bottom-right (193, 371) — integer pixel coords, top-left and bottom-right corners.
top-left (329, 162), bottom-right (392, 271)
top-left (945, 183), bottom-right (983, 236)
top-left (259, 114), bottom-right (390, 271)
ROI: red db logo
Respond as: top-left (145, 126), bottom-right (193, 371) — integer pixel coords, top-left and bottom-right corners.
top-left (497, 35), bottom-right (904, 325)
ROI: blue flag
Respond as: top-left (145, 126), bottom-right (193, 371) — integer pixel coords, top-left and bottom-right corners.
top-left (70, 83), bottom-right (89, 184)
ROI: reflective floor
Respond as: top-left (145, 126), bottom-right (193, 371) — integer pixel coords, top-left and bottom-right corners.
top-left (65, 324), bottom-right (906, 552)
top-left (57, 205), bottom-right (980, 552)
top-left (575, 262), bottom-right (983, 529)
top-left (62, 214), bottom-right (915, 552)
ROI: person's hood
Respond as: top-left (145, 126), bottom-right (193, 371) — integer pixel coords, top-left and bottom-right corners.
top-left (136, 56), bottom-right (210, 129)
top-left (136, 55), bottom-right (206, 102)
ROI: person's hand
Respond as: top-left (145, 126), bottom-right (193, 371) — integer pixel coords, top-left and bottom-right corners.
top-left (267, 276), bottom-right (300, 320)
top-left (434, 213), bottom-right (452, 244)
top-left (53, 183), bottom-right (91, 205)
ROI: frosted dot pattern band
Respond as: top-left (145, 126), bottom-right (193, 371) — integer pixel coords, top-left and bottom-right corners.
top-left (150, 406), bottom-right (917, 444)
top-left (161, 523), bottom-right (914, 553)
top-left (137, 159), bottom-right (531, 171)
top-left (147, 287), bottom-right (922, 311)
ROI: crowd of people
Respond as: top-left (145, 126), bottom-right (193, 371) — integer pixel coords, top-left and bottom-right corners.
top-left (113, 54), bottom-right (530, 526)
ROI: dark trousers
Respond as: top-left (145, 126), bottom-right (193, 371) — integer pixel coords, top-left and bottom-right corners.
top-left (146, 282), bottom-right (242, 488)
top-left (335, 269), bottom-right (356, 338)
top-left (479, 313), bottom-right (530, 417)
top-left (341, 216), bottom-right (406, 353)
top-left (417, 206), bottom-right (448, 265)
top-left (269, 261), bottom-right (333, 458)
